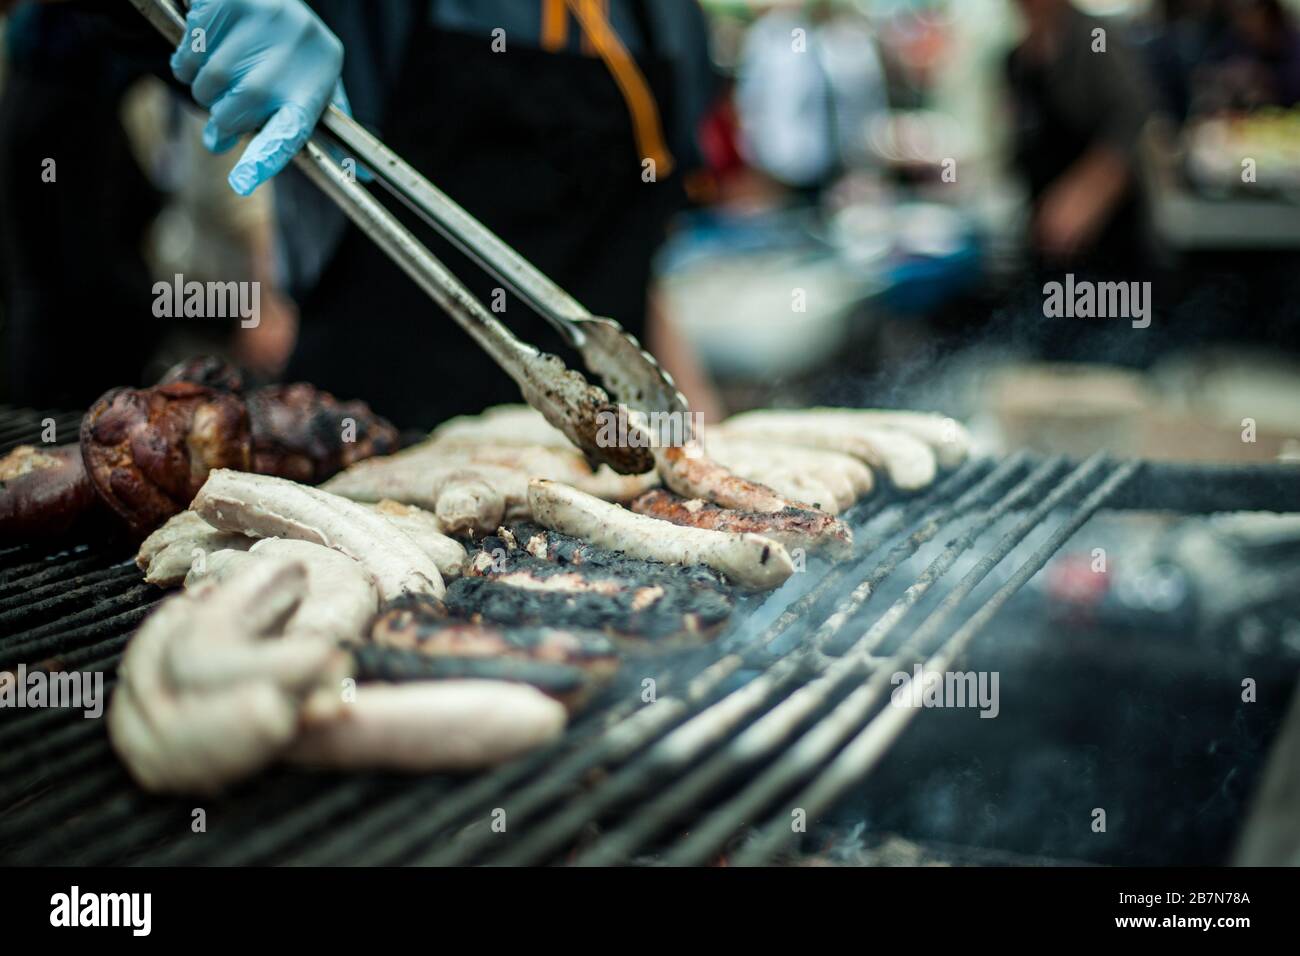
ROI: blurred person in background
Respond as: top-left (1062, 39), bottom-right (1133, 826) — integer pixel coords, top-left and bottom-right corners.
top-left (1206, 0), bottom-right (1300, 109)
top-left (1138, 0), bottom-right (1221, 121)
top-left (1005, 0), bottom-right (1155, 275)
top-left (0, 2), bottom-right (164, 407)
top-left (735, 0), bottom-right (889, 199)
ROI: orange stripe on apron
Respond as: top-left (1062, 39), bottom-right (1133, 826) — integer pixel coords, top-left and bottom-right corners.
top-left (563, 0), bottom-right (675, 177)
top-left (579, 0), bottom-right (608, 56)
top-left (541, 0), bottom-right (569, 52)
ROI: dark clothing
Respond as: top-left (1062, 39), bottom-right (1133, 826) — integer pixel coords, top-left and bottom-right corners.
top-left (1139, 19), bottom-right (1218, 121)
top-left (1005, 7), bottom-right (1154, 274)
top-left (284, 16), bottom-right (687, 427)
top-left (0, 5), bottom-right (164, 407)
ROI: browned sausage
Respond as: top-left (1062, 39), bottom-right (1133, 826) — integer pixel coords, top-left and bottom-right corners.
top-left (0, 444), bottom-right (99, 542)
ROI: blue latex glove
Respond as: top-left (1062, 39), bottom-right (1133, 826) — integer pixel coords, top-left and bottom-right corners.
top-left (171, 0), bottom-right (346, 196)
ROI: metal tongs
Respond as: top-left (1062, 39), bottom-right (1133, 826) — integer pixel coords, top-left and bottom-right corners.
top-left (130, 0), bottom-right (689, 475)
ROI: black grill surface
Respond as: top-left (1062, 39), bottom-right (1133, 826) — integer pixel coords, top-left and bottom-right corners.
top-left (1, 405), bottom-right (1297, 865)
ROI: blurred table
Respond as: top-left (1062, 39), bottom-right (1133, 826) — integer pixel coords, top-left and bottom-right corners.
top-left (1140, 120), bottom-right (1300, 252)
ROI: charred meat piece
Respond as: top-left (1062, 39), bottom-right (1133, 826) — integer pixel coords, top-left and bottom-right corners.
top-left (364, 596), bottom-right (619, 708)
top-left (631, 489), bottom-right (853, 561)
top-left (493, 523), bottom-right (723, 586)
top-left (156, 355), bottom-right (246, 394)
top-left (246, 383), bottom-right (400, 484)
top-left (485, 523), bottom-right (732, 591)
top-left (81, 383), bottom-right (251, 537)
top-left (0, 444), bottom-right (99, 542)
top-left (445, 576), bottom-right (731, 644)
top-left (447, 530), bottom-right (735, 641)
top-left (158, 358), bottom-right (402, 483)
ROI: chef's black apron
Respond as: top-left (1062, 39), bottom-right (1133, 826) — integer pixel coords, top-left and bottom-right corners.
top-left (285, 3), bottom-right (684, 430)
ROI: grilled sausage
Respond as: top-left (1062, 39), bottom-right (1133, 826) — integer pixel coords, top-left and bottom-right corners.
top-left (655, 444), bottom-right (804, 513)
top-left (109, 558), bottom-right (348, 794)
top-left (323, 440), bottom-right (660, 536)
top-left (138, 502), bottom-right (467, 587)
top-left (185, 539), bottom-right (380, 646)
top-left (714, 418), bottom-right (937, 491)
top-left (630, 488), bottom-right (853, 561)
top-left (366, 501), bottom-right (468, 578)
top-left (288, 680), bottom-right (567, 772)
top-left (528, 479), bottom-right (794, 591)
top-left (136, 509), bottom-right (253, 586)
top-left (705, 437), bottom-right (875, 512)
top-left (724, 408), bottom-right (971, 469)
top-left (193, 469), bottom-right (445, 600)
top-left (430, 404), bottom-right (574, 449)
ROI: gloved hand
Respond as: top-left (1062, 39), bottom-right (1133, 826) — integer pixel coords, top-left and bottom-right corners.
top-left (170, 0), bottom-right (347, 196)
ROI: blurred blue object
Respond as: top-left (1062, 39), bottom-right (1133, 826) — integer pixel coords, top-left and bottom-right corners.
top-left (877, 232), bottom-right (983, 316)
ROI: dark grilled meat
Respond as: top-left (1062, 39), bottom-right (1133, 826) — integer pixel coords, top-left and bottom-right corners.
top-left (157, 355), bottom-right (246, 394)
top-left (6, 358), bottom-right (402, 545)
top-left (161, 358), bottom-right (401, 483)
top-left (363, 595), bottom-right (619, 709)
top-left (446, 525), bottom-right (735, 642)
top-left (80, 383), bottom-right (251, 537)
top-left (630, 488), bottom-right (853, 561)
top-left (0, 444), bottom-right (98, 542)
top-left (501, 523), bottom-right (731, 590)
top-left (246, 383), bottom-right (401, 484)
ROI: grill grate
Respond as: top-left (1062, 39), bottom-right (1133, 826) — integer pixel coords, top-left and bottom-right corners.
top-left (0, 405), bottom-right (1294, 865)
